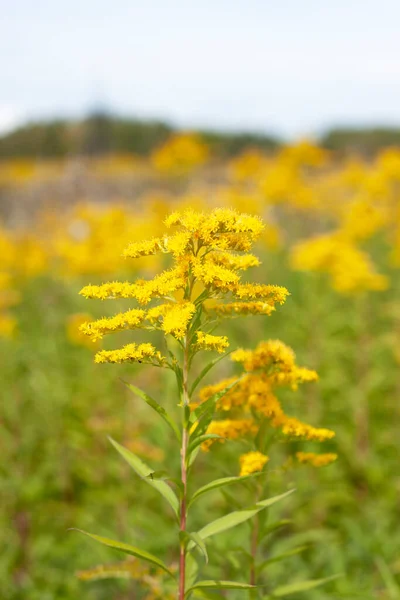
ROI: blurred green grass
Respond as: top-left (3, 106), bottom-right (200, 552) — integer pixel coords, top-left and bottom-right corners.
top-left (2, 246), bottom-right (400, 599)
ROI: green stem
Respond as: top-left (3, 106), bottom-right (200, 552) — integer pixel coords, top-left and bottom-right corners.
top-left (179, 334), bottom-right (190, 600)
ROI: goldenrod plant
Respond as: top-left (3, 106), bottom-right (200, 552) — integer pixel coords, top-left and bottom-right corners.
top-left (74, 207), bottom-right (337, 598)
top-left (198, 341), bottom-right (337, 596)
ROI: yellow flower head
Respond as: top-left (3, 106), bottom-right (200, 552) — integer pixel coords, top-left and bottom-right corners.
top-left (94, 343), bottom-right (165, 365)
top-left (80, 208), bottom-right (287, 365)
top-left (239, 451), bottom-right (269, 476)
top-left (196, 331), bottom-right (230, 353)
top-left (80, 309), bottom-right (146, 342)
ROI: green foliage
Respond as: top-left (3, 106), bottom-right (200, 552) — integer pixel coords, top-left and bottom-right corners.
top-left (72, 529), bottom-right (175, 578)
top-left (188, 491), bottom-right (294, 548)
top-left (109, 438), bottom-right (180, 518)
top-left (2, 239), bottom-right (400, 598)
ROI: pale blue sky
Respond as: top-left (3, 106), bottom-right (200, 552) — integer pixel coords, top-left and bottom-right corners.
top-left (2, 0), bottom-right (400, 138)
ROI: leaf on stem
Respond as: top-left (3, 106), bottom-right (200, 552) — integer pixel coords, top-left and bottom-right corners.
top-left (267, 575), bottom-right (340, 597)
top-left (186, 580), bottom-right (256, 595)
top-left (70, 529), bottom-right (175, 579)
top-left (188, 489), bottom-right (295, 549)
top-left (181, 531), bottom-right (209, 563)
top-left (109, 438), bottom-right (179, 518)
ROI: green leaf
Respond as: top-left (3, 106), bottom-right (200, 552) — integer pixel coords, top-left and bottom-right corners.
top-left (122, 381), bottom-right (181, 442)
top-left (189, 351), bottom-right (232, 396)
top-left (109, 438), bottom-right (179, 518)
top-left (188, 472), bottom-right (262, 508)
top-left (257, 546), bottom-right (308, 572)
top-left (186, 580), bottom-right (256, 595)
top-left (188, 489), bottom-right (295, 548)
top-left (269, 575), bottom-right (340, 597)
top-left (71, 529), bottom-right (175, 579)
top-left (187, 444), bottom-right (201, 469)
top-left (186, 532), bottom-right (208, 563)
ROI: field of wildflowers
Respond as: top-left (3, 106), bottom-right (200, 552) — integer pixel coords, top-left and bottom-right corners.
top-left (1, 135), bottom-right (400, 599)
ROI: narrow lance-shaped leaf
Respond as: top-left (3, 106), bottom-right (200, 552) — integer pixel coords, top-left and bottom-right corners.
top-left (70, 529), bottom-right (175, 579)
top-left (188, 489), bottom-right (295, 549)
top-left (186, 580), bottom-right (256, 595)
top-left (188, 472), bottom-right (263, 508)
top-left (268, 575), bottom-right (340, 597)
top-left (109, 438), bottom-right (179, 518)
top-left (122, 381), bottom-right (181, 442)
top-left (181, 531), bottom-right (208, 563)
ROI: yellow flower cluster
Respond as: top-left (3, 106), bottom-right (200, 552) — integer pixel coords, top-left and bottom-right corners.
top-left (80, 309), bottom-right (146, 342)
top-left (203, 419), bottom-right (258, 449)
top-left (94, 343), bottom-right (164, 366)
top-left (200, 340), bottom-right (335, 468)
top-left (239, 451), bottom-right (269, 476)
top-left (151, 133), bottom-right (209, 175)
top-left (196, 331), bottom-right (229, 353)
top-left (290, 233), bottom-right (388, 294)
top-left (80, 207), bottom-right (288, 365)
top-left (231, 340), bottom-right (318, 389)
top-left (296, 451), bottom-right (337, 467)
top-left (147, 302), bottom-right (196, 339)
top-left (209, 301), bottom-right (275, 318)
top-left (67, 313), bottom-right (98, 348)
top-left (274, 416), bottom-right (334, 442)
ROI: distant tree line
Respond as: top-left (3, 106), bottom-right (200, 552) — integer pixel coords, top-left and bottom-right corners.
top-left (0, 112), bottom-right (399, 159)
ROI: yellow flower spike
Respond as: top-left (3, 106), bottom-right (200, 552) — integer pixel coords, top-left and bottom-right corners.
top-left (80, 281), bottom-right (138, 300)
top-left (201, 419), bottom-right (258, 450)
top-left (79, 309), bottom-right (146, 342)
top-left (196, 331), bottom-right (229, 353)
top-left (67, 313), bottom-right (98, 348)
top-left (150, 301), bottom-right (196, 339)
top-left (208, 252), bottom-right (261, 272)
top-left (239, 451), bottom-right (269, 477)
top-left (210, 301), bottom-right (275, 317)
top-left (296, 452), bottom-right (338, 467)
top-left (164, 231), bottom-right (192, 257)
top-left (191, 257), bottom-right (240, 288)
top-left (94, 343), bottom-right (165, 365)
top-left (122, 238), bottom-right (163, 259)
top-left (231, 340), bottom-right (296, 372)
top-left (273, 415), bottom-right (335, 442)
top-left (81, 208), bottom-right (286, 368)
top-left (232, 283), bottom-right (289, 305)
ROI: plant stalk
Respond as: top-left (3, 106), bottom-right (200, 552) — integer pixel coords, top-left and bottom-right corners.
top-left (179, 334), bottom-right (190, 600)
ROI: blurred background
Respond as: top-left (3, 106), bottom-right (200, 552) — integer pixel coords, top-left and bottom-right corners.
top-left (1, 1), bottom-right (400, 599)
